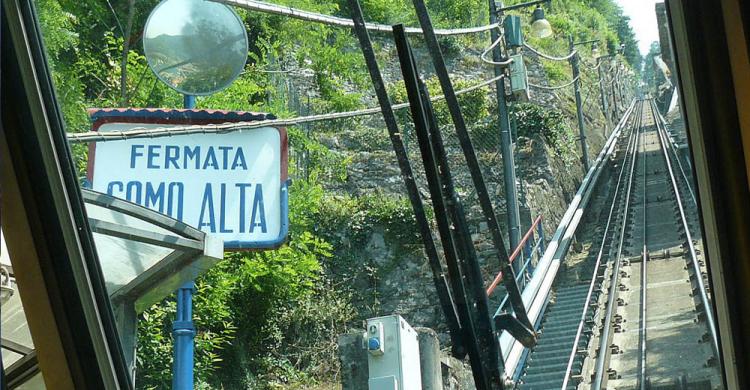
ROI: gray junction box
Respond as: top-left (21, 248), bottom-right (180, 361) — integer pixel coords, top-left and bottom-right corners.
top-left (365, 315), bottom-right (422, 390)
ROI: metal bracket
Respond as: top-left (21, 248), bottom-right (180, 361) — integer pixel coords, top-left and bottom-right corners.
top-left (494, 314), bottom-right (536, 348)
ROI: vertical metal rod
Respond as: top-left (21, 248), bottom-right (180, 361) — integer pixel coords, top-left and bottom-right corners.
top-left (346, 0), bottom-right (464, 355)
top-left (569, 36), bottom-right (590, 172)
top-left (172, 282), bottom-right (195, 390)
top-left (173, 94), bottom-right (196, 390)
top-left (536, 221), bottom-right (545, 256)
top-left (490, 0), bottom-right (522, 262)
top-left (183, 95), bottom-right (196, 110)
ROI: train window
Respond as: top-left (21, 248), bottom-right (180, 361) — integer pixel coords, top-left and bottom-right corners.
top-left (3, 0), bottom-right (748, 389)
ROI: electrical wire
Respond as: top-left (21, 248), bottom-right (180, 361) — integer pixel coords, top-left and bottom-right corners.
top-left (211, 0), bottom-right (499, 36)
top-left (67, 74), bottom-right (505, 143)
top-left (480, 29), bottom-right (515, 66)
top-left (581, 59), bottom-right (602, 70)
top-left (528, 75), bottom-right (580, 90)
top-left (523, 42), bottom-right (577, 61)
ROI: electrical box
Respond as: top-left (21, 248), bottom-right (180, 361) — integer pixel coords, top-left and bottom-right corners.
top-left (509, 54), bottom-right (530, 102)
top-left (503, 15), bottom-right (523, 49)
top-left (365, 315), bottom-right (422, 390)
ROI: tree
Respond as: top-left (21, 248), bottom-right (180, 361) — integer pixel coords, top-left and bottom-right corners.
top-left (642, 41), bottom-right (662, 93)
top-left (616, 15), bottom-right (642, 70)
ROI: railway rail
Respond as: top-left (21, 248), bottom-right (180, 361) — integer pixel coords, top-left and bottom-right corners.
top-left (514, 99), bottom-right (721, 390)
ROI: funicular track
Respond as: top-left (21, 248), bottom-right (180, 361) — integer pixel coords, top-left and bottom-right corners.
top-left (515, 100), bottom-right (721, 390)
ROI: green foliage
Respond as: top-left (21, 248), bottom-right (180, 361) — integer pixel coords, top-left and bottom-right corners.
top-left (389, 76), bottom-right (490, 129)
top-left (542, 61), bottom-right (570, 83)
top-left (288, 127), bottom-right (351, 182)
top-left (136, 179), bottom-right (345, 389)
top-left (510, 102), bottom-right (575, 158)
top-left (315, 191), bottom-right (422, 252)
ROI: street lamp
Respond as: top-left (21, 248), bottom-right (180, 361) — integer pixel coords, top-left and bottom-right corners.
top-left (488, 0), bottom-right (551, 265)
top-left (530, 6), bottom-right (553, 38)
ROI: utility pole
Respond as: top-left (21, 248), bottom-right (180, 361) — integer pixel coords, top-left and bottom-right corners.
top-left (488, 0), bottom-right (522, 263)
top-left (610, 61), bottom-right (619, 118)
top-left (569, 36), bottom-right (589, 172)
top-left (596, 57), bottom-right (609, 137)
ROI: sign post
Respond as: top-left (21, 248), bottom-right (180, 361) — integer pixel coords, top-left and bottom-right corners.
top-left (88, 109), bottom-right (289, 388)
top-left (136, 0), bottom-right (255, 385)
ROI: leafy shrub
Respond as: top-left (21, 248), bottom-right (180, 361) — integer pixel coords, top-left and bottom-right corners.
top-left (389, 76), bottom-right (490, 130)
top-left (510, 102), bottom-right (575, 157)
top-left (542, 62), bottom-right (570, 83)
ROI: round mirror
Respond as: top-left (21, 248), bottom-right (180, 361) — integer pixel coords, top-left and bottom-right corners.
top-left (143, 0), bottom-right (249, 96)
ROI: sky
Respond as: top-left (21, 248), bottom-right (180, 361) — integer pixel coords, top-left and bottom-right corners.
top-left (615, 0), bottom-right (661, 55)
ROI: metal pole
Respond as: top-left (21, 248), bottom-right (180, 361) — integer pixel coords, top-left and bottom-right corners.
top-left (569, 36), bottom-right (590, 172)
top-left (173, 94), bottom-right (196, 390)
top-left (610, 62), bottom-right (619, 119)
top-left (490, 0), bottom-right (522, 260)
top-left (597, 57), bottom-right (609, 137)
top-left (172, 282), bottom-right (196, 390)
top-left (617, 67), bottom-right (625, 111)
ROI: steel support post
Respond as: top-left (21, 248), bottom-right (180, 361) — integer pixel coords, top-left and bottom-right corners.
top-left (173, 94), bottom-right (196, 390)
top-left (569, 36), bottom-right (590, 173)
top-left (617, 73), bottom-right (625, 112)
top-left (490, 0), bottom-right (522, 262)
top-left (610, 64), bottom-right (619, 120)
top-left (172, 282), bottom-right (196, 390)
top-left (597, 57), bottom-right (609, 137)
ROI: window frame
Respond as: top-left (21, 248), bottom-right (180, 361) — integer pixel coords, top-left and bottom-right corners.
top-left (1, 0), bottom-right (133, 387)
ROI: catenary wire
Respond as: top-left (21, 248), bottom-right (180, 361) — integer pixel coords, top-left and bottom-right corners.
top-left (211, 0), bottom-right (499, 36)
top-left (67, 74), bottom-right (504, 143)
top-left (528, 75), bottom-right (580, 90)
top-left (523, 42), bottom-right (577, 61)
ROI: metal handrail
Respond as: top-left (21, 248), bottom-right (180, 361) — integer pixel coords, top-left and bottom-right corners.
top-left (486, 215), bottom-right (544, 296)
top-left (495, 238), bottom-right (546, 317)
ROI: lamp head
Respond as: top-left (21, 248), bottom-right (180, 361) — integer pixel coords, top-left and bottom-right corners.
top-left (530, 6), bottom-right (553, 39)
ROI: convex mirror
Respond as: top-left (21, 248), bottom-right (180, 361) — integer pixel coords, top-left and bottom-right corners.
top-left (143, 0), bottom-right (249, 95)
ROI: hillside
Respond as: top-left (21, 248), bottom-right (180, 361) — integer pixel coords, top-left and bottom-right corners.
top-left (37, 0), bottom-right (639, 387)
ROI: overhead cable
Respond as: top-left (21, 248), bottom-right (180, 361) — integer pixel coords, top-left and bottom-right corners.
top-left (523, 42), bottom-right (577, 61)
top-left (581, 59), bottom-right (602, 70)
top-left (211, 0), bottom-right (499, 36)
top-left (67, 75), bottom-right (503, 143)
top-left (480, 30), bottom-right (515, 66)
top-left (528, 75), bottom-right (580, 90)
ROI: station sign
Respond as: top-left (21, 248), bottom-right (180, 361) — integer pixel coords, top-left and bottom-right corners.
top-left (87, 109), bottom-right (289, 250)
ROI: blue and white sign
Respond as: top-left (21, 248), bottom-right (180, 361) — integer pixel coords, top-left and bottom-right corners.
top-left (88, 110), bottom-right (289, 250)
